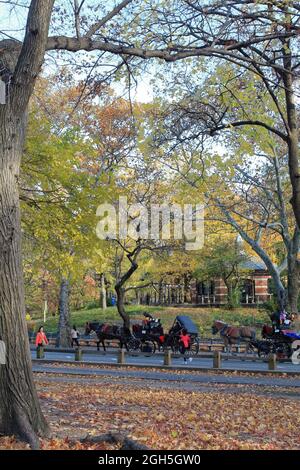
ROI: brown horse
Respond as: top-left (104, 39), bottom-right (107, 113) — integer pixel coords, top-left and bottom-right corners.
top-left (212, 320), bottom-right (256, 353)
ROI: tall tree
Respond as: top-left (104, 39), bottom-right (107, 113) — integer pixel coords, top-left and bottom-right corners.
top-left (0, 0), bottom-right (299, 446)
top-left (0, 0), bottom-right (134, 440)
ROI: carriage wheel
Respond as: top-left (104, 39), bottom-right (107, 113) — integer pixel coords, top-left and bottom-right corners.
top-left (127, 338), bottom-right (141, 355)
top-left (275, 342), bottom-right (292, 359)
top-left (257, 348), bottom-right (270, 359)
top-left (140, 340), bottom-right (156, 357)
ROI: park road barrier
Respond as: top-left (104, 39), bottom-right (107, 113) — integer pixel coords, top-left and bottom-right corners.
top-left (268, 353), bottom-right (277, 370)
top-left (213, 351), bottom-right (221, 369)
top-left (118, 349), bottom-right (125, 364)
top-left (75, 348), bottom-right (82, 361)
top-left (164, 349), bottom-right (172, 366)
top-left (31, 346), bottom-right (290, 374)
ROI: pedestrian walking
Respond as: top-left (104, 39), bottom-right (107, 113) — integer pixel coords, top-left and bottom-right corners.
top-left (179, 328), bottom-right (192, 364)
top-left (71, 325), bottom-right (80, 347)
top-left (35, 326), bottom-right (49, 349)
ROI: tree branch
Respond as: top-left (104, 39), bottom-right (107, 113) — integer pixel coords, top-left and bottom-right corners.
top-left (211, 119), bottom-right (288, 142)
top-left (85, 0), bottom-right (133, 38)
top-left (125, 281), bottom-right (153, 293)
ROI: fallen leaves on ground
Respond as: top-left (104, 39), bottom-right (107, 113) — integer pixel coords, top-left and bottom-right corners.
top-left (1, 377), bottom-right (299, 450)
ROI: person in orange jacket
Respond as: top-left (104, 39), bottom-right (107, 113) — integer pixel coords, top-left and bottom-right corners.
top-left (35, 326), bottom-right (49, 348)
top-left (179, 328), bottom-right (192, 364)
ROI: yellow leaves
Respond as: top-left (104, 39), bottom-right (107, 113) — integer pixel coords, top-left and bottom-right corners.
top-left (3, 373), bottom-right (300, 451)
top-left (0, 436), bottom-right (30, 450)
top-left (246, 416), bottom-right (256, 425)
top-left (155, 413), bottom-right (165, 422)
top-left (24, 375), bottom-right (300, 451)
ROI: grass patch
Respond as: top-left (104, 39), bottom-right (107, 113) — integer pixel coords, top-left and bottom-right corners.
top-left (30, 305), bottom-right (270, 336)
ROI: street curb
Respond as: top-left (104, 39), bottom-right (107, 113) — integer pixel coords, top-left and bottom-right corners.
top-left (30, 346), bottom-right (287, 363)
top-left (32, 358), bottom-right (300, 377)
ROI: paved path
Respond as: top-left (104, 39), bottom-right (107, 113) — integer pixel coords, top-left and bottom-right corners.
top-left (32, 363), bottom-right (300, 388)
top-left (34, 372), bottom-right (300, 399)
top-left (31, 349), bottom-right (300, 373)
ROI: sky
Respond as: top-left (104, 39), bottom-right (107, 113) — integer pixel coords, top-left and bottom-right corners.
top-left (0, 1), bottom-right (153, 103)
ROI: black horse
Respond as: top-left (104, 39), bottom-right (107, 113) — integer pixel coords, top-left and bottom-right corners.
top-left (85, 321), bottom-right (131, 351)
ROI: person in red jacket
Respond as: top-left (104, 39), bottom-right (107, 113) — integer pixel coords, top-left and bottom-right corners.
top-left (179, 328), bottom-right (192, 364)
top-left (35, 326), bottom-right (49, 348)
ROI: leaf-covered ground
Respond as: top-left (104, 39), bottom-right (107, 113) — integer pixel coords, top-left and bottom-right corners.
top-left (1, 372), bottom-right (299, 450)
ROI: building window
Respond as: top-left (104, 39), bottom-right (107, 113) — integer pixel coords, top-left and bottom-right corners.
top-left (197, 281), bottom-right (215, 296)
top-left (241, 279), bottom-right (255, 303)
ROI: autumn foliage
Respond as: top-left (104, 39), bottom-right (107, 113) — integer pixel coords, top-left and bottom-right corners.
top-left (1, 371), bottom-right (299, 450)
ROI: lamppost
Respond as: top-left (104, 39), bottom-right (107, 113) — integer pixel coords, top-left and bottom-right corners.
top-left (41, 276), bottom-right (48, 323)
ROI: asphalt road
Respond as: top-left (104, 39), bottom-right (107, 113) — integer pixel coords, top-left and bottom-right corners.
top-left (30, 349), bottom-right (300, 373)
top-left (32, 363), bottom-right (300, 390)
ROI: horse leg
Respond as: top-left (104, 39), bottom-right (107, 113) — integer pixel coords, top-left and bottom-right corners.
top-left (102, 339), bottom-right (106, 352)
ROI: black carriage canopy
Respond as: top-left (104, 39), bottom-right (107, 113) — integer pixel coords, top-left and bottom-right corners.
top-left (175, 316), bottom-right (199, 335)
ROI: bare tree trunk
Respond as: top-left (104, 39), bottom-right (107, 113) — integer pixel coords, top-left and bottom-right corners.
top-left (224, 279), bottom-right (232, 305)
top-left (0, 0), bottom-right (56, 446)
top-left (183, 274), bottom-right (189, 303)
top-left (115, 285), bottom-right (130, 332)
top-left (0, 109), bottom-right (49, 448)
top-left (115, 248), bottom-right (141, 332)
top-left (100, 273), bottom-right (107, 310)
top-left (158, 280), bottom-right (163, 304)
top-left (287, 257), bottom-right (299, 313)
top-left (280, 59), bottom-right (300, 309)
top-left (217, 202), bottom-right (288, 310)
top-left (56, 278), bottom-right (71, 348)
top-left (282, 44), bottom-right (300, 231)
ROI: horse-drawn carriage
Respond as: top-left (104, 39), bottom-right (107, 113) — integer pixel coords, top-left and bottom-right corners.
top-left (130, 314), bottom-right (200, 355)
top-left (164, 315), bottom-right (200, 355)
top-left (85, 313), bottom-right (200, 356)
top-left (130, 313), bottom-right (164, 355)
top-left (253, 324), bottom-right (300, 359)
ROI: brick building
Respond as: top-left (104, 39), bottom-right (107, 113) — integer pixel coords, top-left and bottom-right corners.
top-left (140, 258), bottom-right (272, 306)
top-left (191, 258), bottom-right (272, 305)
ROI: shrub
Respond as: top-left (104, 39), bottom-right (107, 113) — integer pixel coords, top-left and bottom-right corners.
top-left (261, 298), bottom-right (278, 314)
top-left (226, 287), bottom-right (241, 310)
top-left (84, 300), bottom-right (100, 310)
top-left (26, 321), bottom-right (36, 333)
